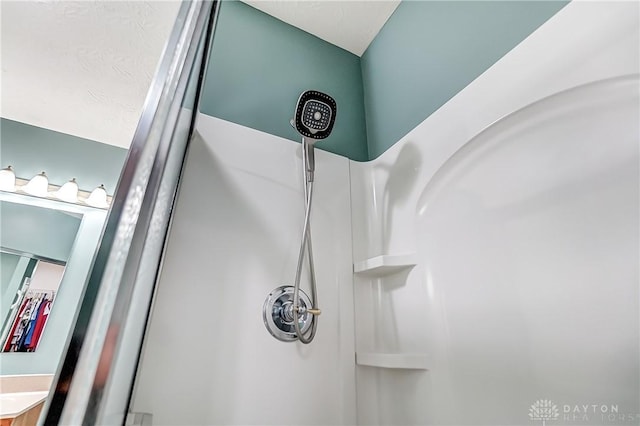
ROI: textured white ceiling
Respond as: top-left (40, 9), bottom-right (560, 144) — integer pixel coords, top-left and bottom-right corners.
top-left (0, 1), bottom-right (180, 149)
top-left (1, 1), bottom-right (397, 151)
top-left (243, 0), bottom-right (400, 56)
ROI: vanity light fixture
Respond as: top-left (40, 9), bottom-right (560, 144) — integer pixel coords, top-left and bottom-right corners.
top-left (23, 172), bottom-right (49, 197)
top-left (54, 178), bottom-right (79, 203)
top-left (85, 184), bottom-right (109, 209)
top-left (0, 165), bottom-right (112, 209)
top-left (0, 166), bottom-right (16, 192)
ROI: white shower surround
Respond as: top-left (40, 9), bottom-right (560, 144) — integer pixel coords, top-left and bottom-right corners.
top-left (132, 115), bottom-right (356, 425)
top-left (350, 0), bottom-right (639, 424)
top-left (132, 1), bottom-right (639, 424)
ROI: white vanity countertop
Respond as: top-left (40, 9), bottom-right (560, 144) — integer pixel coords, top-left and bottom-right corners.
top-left (0, 391), bottom-right (49, 419)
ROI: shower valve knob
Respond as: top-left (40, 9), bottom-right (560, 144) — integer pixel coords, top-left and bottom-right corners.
top-left (293, 305), bottom-right (322, 316)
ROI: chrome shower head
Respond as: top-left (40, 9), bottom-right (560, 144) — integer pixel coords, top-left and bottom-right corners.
top-left (293, 90), bottom-right (337, 139)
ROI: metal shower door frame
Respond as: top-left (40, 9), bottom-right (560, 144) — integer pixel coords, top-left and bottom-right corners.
top-left (41, 1), bottom-right (219, 424)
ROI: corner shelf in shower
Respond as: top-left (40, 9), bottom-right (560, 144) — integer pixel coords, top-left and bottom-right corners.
top-left (356, 352), bottom-right (429, 370)
top-left (353, 253), bottom-right (417, 277)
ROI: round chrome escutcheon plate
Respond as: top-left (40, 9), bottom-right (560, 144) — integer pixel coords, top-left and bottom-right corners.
top-left (263, 285), bottom-right (313, 342)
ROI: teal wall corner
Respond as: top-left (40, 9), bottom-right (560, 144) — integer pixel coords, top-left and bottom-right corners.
top-left (360, 0), bottom-right (569, 160)
top-left (0, 118), bottom-right (128, 192)
top-left (200, 1), bottom-right (369, 161)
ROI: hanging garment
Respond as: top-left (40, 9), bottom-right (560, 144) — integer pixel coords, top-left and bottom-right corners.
top-left (16, 307), bottom-right (34, 352)
top-left (3, 297), bottom-right (29, 352)
top-left (13, 298), bottom-right (35, 352)
top-left (23, 297), bottom-right (43, 349)
top-left (28, 298), bottom-right (52, 350)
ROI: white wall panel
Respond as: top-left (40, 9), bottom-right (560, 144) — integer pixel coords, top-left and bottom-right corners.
top-left (351, 1), bottom-right (639, 424)
top-left (131, 115), bottom-right (355, 425)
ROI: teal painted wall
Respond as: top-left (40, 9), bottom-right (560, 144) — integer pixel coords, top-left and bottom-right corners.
top-left (201, 1), bottom-right (567, 161)
top-left (200, 1), bottom-right (368, 161)
top-left (0, 118), bottom-right (127, 192)
top-left (361, 0), bottom-right (569, 159)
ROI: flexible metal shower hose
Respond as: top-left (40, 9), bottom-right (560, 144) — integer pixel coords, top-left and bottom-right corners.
top-left (292, 140), bottom-right (319, 344)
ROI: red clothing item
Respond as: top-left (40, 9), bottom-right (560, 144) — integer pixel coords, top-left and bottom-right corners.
top-left (3, 298), bottom-right (29, 352)
top-left (28, 300), bottom-right (51, 350)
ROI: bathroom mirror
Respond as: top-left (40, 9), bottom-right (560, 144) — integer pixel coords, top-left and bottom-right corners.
top-left (0, 196), bottom-right (82, 353)
top-left (0, 191), bottom-right (107, 369)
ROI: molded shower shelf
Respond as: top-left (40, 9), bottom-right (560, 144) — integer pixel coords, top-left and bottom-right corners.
top-left (353, 254), bottom-right (417, 276)
top-left (356, 352), bottom-right (429, 370)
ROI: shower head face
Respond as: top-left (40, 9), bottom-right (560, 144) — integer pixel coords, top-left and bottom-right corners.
top-left (293, 90), bottom-right (337, 139)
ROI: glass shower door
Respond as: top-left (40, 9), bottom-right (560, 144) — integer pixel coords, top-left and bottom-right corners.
top-left (40, 1), bottom-right (218, 424)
